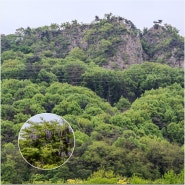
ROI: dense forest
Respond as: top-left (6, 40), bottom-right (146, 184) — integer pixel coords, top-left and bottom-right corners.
top-left (1, 14), bottom-right (184, 184)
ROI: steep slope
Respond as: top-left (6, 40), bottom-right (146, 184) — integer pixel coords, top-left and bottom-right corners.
top-left (1, 14), bottom-right (184, 69)
top-left (141, 24), bottom-right (184, 67)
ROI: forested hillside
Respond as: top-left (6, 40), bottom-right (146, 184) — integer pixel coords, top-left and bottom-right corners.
top-left (1, 14), bottom-right (184, 184)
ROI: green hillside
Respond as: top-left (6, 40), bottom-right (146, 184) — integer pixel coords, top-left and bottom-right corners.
top-left (1, 14), bottom-right (184, 184)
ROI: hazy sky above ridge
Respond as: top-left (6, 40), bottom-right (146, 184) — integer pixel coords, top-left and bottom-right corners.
top-left (1, 0), bottom-right (184, 36)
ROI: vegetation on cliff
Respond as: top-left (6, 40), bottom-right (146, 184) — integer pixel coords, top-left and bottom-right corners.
top-left (1, 14), bottom-right (184, 184)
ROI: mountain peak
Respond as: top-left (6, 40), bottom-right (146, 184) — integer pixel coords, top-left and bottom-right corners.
top-left (1, 14), bottom-right (184, 69)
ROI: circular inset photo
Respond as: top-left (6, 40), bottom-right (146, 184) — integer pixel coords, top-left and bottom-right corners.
top-left (18, 113), bottom-right (75, 170)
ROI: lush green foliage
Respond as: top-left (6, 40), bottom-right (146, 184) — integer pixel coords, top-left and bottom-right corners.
top-left (1, 80), bottom-right (184, 184)
top-left (1, 14), bottom-right (184, 184)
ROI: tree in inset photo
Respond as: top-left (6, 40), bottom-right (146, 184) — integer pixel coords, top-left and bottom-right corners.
top-left (18, 113), bottom-right (75, 170)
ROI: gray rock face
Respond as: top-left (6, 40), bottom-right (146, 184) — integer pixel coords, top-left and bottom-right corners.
top-left (62, 20), bottom-right (184, 69)
top-left (141, 25), bottom-right (184, 68)
top-left (2, 15), bottom-right (183, 69)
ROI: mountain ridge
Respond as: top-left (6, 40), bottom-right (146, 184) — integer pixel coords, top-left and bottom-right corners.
top-left (1, 13), bottom-right (184, 69)
top-left (1, 13), bottom-right (184, 184)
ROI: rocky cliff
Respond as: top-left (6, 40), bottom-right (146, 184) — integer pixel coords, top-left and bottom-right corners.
top-left (141, 24), bottom-right (184, 68)
top-left (1, 14), bottom-right (184, 69)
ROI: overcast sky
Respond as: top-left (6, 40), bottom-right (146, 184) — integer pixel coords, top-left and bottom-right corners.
top-left (21, 113), bottom-right (65, 129)
top-left (0, 0), bottom-right (184, 36)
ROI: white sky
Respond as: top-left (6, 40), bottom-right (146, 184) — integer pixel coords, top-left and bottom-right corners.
top-left (0, 0), bottom-right (184, 36)
top-left (21, 113), bottom-right (65, 129)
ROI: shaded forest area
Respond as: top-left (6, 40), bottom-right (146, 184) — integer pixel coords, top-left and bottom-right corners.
top-left (1, 14), bottom-right (184, 184)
